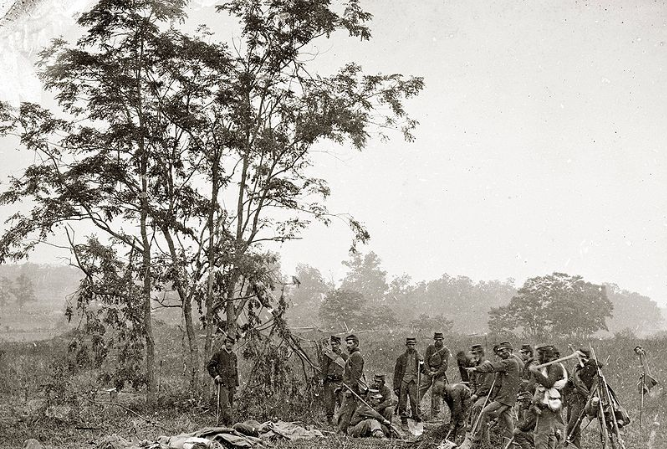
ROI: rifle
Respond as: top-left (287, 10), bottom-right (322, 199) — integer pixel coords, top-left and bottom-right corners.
top-left (341, 382), bottom-right (403, 439)
top-left (590, 346), bottom-right (627, 449)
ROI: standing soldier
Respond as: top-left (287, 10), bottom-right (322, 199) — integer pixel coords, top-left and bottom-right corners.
top-left (207, 336), bottom-right (239, 425)
top-left (419, 331), bottom-right (450, 419)
top-left (528, 344), bottom-right (568, 449)
top-left (518, 344), bottom-right (537, 418)
top-left (322, 335), bottom-right (348, 425)
top-left (393, 337), bottom-right (423, 429)
top-left (370, 373), bottom-right (396, 421)
top-left (456, 350), bottom-right (473, 384)
top-left (468, 341), bottom-right (523, 448)
top-left (468, 344), bottom-right (495, 431)
top-left (442, 382), bottom-right (472, 445)
top-left (566, 348), bottom-right (600, 448)
top-left (337, 334), bottom-right (365, 434)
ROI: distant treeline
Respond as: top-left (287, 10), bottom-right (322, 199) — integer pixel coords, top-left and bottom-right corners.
top-left (285, 252), bottom-right (665, 338)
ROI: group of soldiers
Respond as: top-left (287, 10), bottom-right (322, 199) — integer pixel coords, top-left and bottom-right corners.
top-left (321, 333), bottom-right (605, 449)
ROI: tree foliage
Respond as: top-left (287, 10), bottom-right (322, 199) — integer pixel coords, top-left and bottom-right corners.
top-left (0, 0), bottom-right (423, 401)
top-left (604, 283), bottom-right (663, 336)
top-left (488, 272), bottom-right (613, 340)
top-left (284, 264), bottom-right (332, 327)
top-left (340, 251), bottom-right (388, 304)
top-left (12, 273), bottom-right (36, 309)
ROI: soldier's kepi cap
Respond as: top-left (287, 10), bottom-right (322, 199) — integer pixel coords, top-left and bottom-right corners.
top-left (345, 334), bottom-right (359, 344)
top-left (330, 335), bottom-right (341, 343)
top-left (471, 344), bottom-right (484, 354)
top-left (406, 337), bottom-right (417, 344)
top-left (433, 332), bottom-right (444, 339)
top-left (520, 344), bottom-right (533, 352)
top-left (498, 341), bottom-right (513, 350)
top-left (225, 335), bottom-right (236, 344)
top-left (535, 343), bottom-right (555, 355)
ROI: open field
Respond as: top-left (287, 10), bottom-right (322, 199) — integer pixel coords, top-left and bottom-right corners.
top-left (0, 325), bottom-right (665, 448)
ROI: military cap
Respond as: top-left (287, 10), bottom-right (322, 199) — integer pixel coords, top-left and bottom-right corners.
top-left (330, 335), bottom-right (341, 343)
top-left (433, 332), bottom-right (444, 339)
top-left (345, 334), bottom-right (359, 344)
top-left (520, 344), bottom-right (533, 352)
top-left (471, 344), bottom-right (484, 354)
top-left (224, 335), bottom-right (236, 344)
top-left (373, 373), bottom-right (386, 382)
top-left (406, 337), bottom-right (417, 344)
top-left (498, 341), bottom-right (513, 350)
top-left (535, 343), bottom-right (555, 354)
top-left (492, 344), bottom-right (501, 354)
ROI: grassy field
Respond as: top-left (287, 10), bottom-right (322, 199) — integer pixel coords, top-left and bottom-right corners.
top-left (0, 324), bottom-right (665, 448)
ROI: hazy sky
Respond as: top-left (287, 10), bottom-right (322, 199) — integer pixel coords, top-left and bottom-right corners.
top-left (1, 1), bottom-right (666, 306)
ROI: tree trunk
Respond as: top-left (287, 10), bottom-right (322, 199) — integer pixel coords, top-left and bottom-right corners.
top-left (140, 201), bottom-right (157, 406)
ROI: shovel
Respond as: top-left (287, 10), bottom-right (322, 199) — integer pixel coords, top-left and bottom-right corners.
top-left (458, 377), bottom-right (497, 449)
top-left (407, 362), bottom-right (425, 437)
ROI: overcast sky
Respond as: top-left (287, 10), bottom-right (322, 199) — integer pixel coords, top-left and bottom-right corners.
top-left (1, 0), bottom-right (666, 306)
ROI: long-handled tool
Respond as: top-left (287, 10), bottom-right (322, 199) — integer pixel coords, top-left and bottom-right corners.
top-left (533, 350), bottom-right (586, 369)
top-left (341, 382), bottom-right (405, 439)
top-left (634, 346), bottom-right (658, 429)
top-left (216, 383), bottom-right (221, 425)
top-left (458, 377), bottom-right (497, 449)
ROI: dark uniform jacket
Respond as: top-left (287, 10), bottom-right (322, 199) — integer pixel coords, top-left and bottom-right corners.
top-left (475, 356), bottom-right (524, 406)
top-left (532, 363), bottom-right (567, 389)
top-left (470, 359), bottom-right (494, 397)
top-left (343, 348), bottom-right (364, 393)
top-left (350, 402), bottom-right (386, 427)
top-left (322, 348), bottom-right (348, 381)
top-left (393, 350), bottom-right (423, 390)
top-left (424, 344), bottom-right (450, 380)
top-left (207, 348), bottom-right (239, 388)
top-left (570, 359), bottom-right (601, 397)
top-left (375, 383), bottom-right (394, 411)
top-left (443, 383), bottom-right (471, 418)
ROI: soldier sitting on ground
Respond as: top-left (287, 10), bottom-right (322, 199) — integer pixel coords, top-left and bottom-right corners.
top-left (370, 373), bottom-right (396, 421)
top-left (347, 389), bottom-right (393, 438)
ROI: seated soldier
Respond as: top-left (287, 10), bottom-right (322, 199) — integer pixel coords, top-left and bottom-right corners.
top-left (370, 373), bottom-right (396, 421)
top-left (442, 382), bottom-right (472, 445)
top-left (347, 389), bottom-right (392, 438)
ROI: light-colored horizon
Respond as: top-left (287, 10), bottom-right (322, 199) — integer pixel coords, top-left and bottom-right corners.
top-left (1, 0), bottom-right (666, 306)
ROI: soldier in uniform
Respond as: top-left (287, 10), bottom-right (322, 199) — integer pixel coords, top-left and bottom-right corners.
top-left (468, 344), bottom-right (494, 432)
top-left (456, 350), bottom-right (473, 384)
top-left (518, 344), bottom-right (538, 412)
top-left (347, 389), bottom-right (393, 438)
top-left (321, 335), bottom-right (348, 424)
top-left (393, 337), bottom-right (423, 428)
top-left (566, 348), bottom-right (601, 448)
top-left (207, 336), bottom-right (239, 425)
top-left (512, 405), bottom-right (537, 449)
top-left (370, 373), bottom-right (395, 421)
top-left (528, 344), bottom-right (568, 449)
top-left (442, 382), bottom-right (472, 445)
top-left (337, 334), bottom-right (365, 434)
top-left (419, 331), bottom-right (450, 419)
top-left (468, 341), bottom-right (523, 448)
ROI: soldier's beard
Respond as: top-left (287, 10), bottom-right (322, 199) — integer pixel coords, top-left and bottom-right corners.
top-left (435, 341), bottom-right (443, 349)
